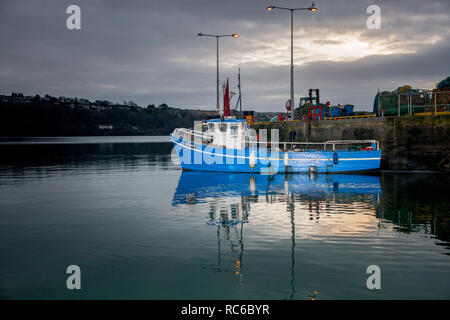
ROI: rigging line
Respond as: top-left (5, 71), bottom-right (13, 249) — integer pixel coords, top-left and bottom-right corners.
top-left (238, 36), bottom-right (242, 68)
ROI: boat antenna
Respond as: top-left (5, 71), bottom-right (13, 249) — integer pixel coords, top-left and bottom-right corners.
top-left (235, 67), bottom-right (243, 118)
top-left (234, 36), bottom-right (243, 118)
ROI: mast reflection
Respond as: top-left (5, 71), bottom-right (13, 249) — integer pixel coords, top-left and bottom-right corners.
top-left (172, 172), bottom-right (382, 296)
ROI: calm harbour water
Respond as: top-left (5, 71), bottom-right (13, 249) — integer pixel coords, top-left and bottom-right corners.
top-left (0, 136), bottom-right (449, 299)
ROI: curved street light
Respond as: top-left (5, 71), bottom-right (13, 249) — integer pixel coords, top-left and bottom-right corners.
top-left (198, 32), bottom-right (238, 113)
top-left (266, 3), bottom-right (317, 120)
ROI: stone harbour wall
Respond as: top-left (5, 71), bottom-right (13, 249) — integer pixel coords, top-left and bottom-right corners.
top-left (253, 115), bottom-right (450, 171)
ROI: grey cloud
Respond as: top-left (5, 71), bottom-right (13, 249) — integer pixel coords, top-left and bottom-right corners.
top-left (0, 0), bottom-right (448, 112)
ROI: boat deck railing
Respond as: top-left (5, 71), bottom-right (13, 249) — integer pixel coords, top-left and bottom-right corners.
top-left (253, 140), bottom-right (379, 151)
top-left (173, 128), bottom-right (214, 142)
top-left (172, 128), bottom-right (379, 151)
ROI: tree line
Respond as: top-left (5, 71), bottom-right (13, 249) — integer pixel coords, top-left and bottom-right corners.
top-left (0, 100), bottom-right (217, 136)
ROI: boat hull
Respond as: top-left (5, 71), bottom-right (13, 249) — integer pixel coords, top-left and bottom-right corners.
top-left (171, 134), bottom-right (381, 173)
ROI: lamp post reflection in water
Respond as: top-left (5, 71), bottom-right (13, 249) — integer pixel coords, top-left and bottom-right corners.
top-left (172, 171), bottom-right (383, 295)
top-left (288, 193), bottom-right (296, 299)
top-left (207, 198), bottom-right (248, 275)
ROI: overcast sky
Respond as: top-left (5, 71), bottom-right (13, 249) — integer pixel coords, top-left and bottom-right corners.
top-left (0, 0), bottom-right (449, 112)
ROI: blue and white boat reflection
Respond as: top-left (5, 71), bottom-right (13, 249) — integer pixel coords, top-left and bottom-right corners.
top-left (172, 172), bottom-right (382, 296)
top-left (172, 172), bottom-right (381, 232)
top-left (172, 172), bottom-right (381, 208)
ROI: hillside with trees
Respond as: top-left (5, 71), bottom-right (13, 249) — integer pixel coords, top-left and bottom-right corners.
top-left (0, 93), bottom-right (217, 136)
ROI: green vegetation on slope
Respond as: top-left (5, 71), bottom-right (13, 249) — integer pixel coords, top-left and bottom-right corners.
top-left (0, 99), bottom-right (217, 136)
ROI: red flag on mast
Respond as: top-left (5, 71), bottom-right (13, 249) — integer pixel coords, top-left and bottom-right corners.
top-left (223, 78), bottom-right (231, 117)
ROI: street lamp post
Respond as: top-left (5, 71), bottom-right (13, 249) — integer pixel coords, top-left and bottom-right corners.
top-left (266, 3), bottom-right (317, 120)
top-left (198, 32), bottom-right (238, 114)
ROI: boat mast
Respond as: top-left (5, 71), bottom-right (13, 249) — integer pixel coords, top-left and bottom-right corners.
top-left (235, 67), bottom-right (243, 118)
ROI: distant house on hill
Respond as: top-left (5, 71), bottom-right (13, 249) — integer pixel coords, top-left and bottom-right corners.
top-left (117, 105), bottom-right (132, 110)
top-left (98, 124), bottom-right (113, 130)
top-left (77, 104), bottom-right (90, 110)
top-left (79, 99), bottom-right (90, 105)
top-left (1, 95), bottom-right (11, 103)
top-left (91, 104), bottom-right (106, 111)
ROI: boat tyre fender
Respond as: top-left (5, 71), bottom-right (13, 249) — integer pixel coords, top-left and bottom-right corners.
top-left (333, 152), bottom-right (339, 165)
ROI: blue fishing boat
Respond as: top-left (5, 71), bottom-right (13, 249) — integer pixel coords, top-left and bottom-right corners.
top-left (171, 118), bottom-right (381, 173)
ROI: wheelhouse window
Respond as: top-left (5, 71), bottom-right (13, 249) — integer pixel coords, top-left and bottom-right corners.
top-left (219, 123), bottom-right (227, 132)
top-left (229, 125), bottom-right (239, 136)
